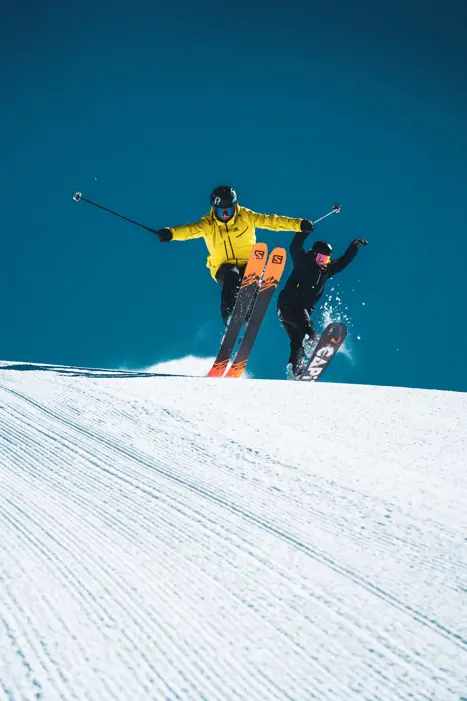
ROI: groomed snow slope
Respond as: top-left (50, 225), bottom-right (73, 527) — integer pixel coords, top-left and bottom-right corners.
top-left (0, 361), bottom-right (466, 701)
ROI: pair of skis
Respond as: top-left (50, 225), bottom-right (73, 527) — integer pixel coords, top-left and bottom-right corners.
top-left (207, 243), bottom-right (286, 378)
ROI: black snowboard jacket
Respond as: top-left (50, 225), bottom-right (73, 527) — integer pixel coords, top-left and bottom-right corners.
top-left (278, 232), bottom-right (360, 312)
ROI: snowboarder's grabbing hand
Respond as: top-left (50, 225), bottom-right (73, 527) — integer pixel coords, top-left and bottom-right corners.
top-left (278, 231), bottom-right (367, 378)
top-left (155, 185), bottom-right (314, 326)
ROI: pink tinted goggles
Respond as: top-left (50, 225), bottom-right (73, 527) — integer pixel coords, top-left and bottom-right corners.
top-left (315, 252), bottom-right (331, 264)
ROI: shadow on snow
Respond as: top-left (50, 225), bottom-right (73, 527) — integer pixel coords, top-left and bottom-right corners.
top-left (0, 363), bottom-right (192, 379)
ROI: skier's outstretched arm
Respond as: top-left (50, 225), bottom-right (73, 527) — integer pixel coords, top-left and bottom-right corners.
top-left (155, 218), bottom-right (209, 242)
top-left (327, 238), bottom-right (367, 277)
top-left (245, 208), bottom-right (313, 235)
top-left (246, 209), bottom-right (314, 265)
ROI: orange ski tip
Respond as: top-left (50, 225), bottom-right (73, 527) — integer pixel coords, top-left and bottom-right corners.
top-left (225, 360), bottom-right (247, 378)
top-left (207, 360), bottom-right (228, 377)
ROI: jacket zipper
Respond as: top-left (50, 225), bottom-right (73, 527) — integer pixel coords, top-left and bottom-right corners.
top-left (224, 223), bottom-right (235, 259)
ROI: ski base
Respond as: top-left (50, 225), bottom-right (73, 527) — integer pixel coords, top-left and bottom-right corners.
top-left (208, 245), bottom-right (286, 379)
top-left (298, 322), bottom-right (347, 382)
top-left (225, 247), bottom-right (286, 378)
top-left (207, 243), bottom-right (268, 378)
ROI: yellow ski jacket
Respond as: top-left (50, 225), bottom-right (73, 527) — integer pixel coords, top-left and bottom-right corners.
top-left (168, 206), bottom-right (304, 279)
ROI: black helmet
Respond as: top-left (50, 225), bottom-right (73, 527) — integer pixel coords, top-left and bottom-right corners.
top-left (210, 185), bottom-right (238, 208)
top-left (310, 241), bottom-right (332, 256)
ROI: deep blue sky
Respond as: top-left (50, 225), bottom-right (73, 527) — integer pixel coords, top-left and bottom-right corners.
top-left (1, 0), bottom-right (466, 391)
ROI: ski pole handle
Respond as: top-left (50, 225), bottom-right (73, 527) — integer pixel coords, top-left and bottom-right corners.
top-left (72, 192), bottom-right (159, 234)
top-left (314, 203), bottom-right (341, 225)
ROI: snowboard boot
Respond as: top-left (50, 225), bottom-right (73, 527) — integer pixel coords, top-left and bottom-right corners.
top-left (287, 347), bottom-right (306, 380)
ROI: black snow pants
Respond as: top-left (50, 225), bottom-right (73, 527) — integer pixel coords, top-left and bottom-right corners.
top-left (277, 303), bottom-right (319, 373)
top-left (216, 263), bottom-right (247, 326)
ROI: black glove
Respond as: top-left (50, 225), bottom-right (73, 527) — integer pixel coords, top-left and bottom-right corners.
top-left (353, 238), bottom-right (368, 248)
top-left (300, 219), bottom-right (314, 233)
top-left (155, 228), bottom-right (173, 242)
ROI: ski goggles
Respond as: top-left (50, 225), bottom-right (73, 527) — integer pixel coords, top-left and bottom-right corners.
top-left (315, 252), bottom-right (331, 265)
top-left (214, 205), bottom-right (235, 220)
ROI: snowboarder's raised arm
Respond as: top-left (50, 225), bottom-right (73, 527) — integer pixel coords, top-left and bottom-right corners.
top-left (327, 238), bottom-right (367, 277)
top-left (289, 230), bottom-right (309, 265)
top-left (288, 220), bottom-right (316, 265)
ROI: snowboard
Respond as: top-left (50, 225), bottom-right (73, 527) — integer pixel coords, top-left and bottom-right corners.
top-left (298, 322), bottom-right (347, 382)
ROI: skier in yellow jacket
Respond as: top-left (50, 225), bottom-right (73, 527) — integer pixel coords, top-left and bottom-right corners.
top-left (155, 185), bottom-right (314, 325)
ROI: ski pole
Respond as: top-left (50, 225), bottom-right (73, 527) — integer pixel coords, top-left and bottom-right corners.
top-left (72, 192), bottom-right (158, 234)
top-left (314, 203), bottom-right (341, 225)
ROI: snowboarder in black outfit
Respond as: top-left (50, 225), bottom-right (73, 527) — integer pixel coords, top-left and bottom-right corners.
top-left (277, 232), bottom-right (368, 378)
